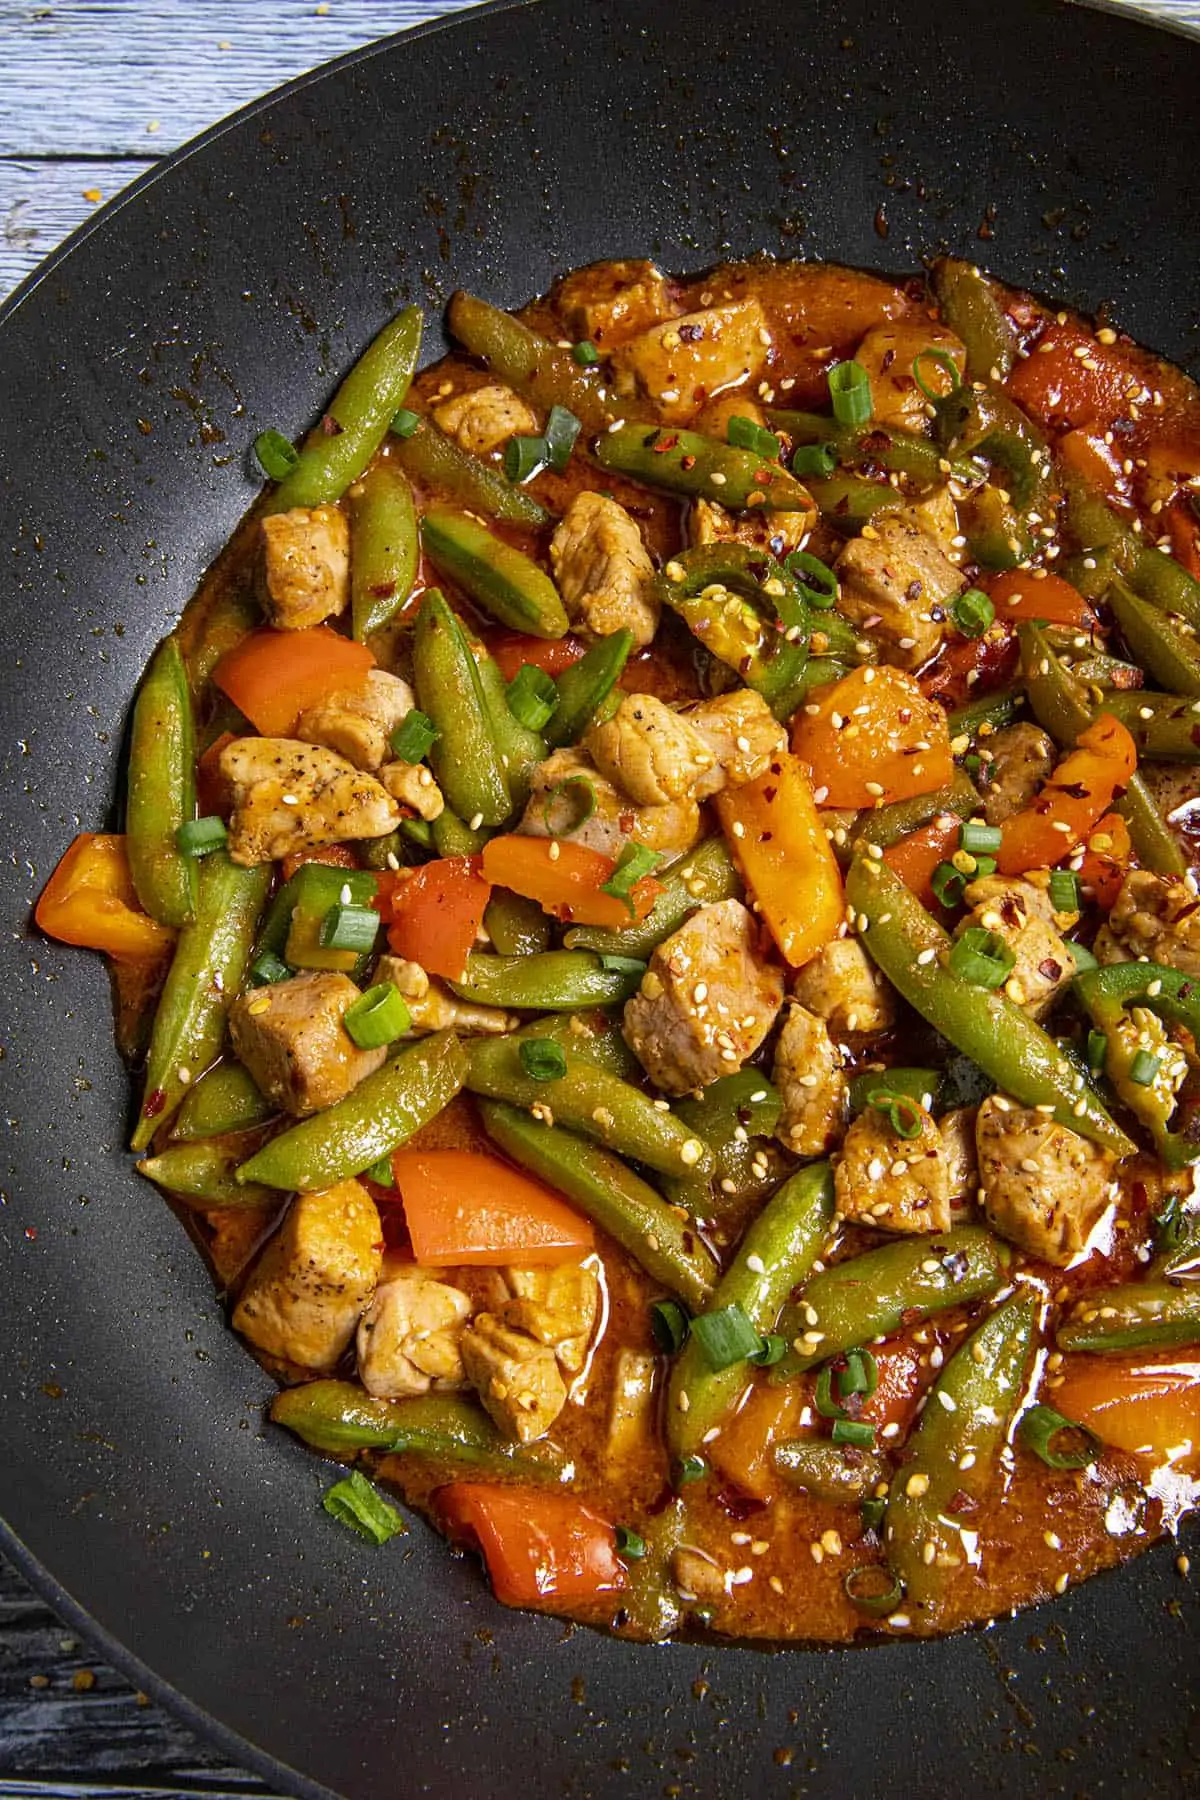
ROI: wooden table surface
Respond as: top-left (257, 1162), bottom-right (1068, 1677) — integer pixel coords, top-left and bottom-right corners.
top-left (1, 0), bottom-right (1198, 1793)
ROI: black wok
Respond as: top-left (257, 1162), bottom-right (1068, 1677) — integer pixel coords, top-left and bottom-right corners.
top-left (0, 0), bottom-right (1196, 1793)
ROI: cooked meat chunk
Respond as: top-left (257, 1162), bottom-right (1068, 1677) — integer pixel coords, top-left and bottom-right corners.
top-left (521, 748), bottom-right (702, 862)
top-left (432, 382), bottom-right (538, 456)
top-left (221, 737), bottom-right (399, 865)
top-left (459, 1313), bottom-right (568, 1444)
top-left (956, 873), bottom-right (1073, 1019)
top-left (898, 485), bottom-right (960, 553)
top-left (356, 1266), bottom-right (473, 1398)
top-left (853, 322), bottom-right (966, 434)
top-left (605, 1348), bottom-right (659, 1468)
top-left (555, 258), bottom-right (677, 348)
top-left (296, 669), bottom-right (415, 772)
top-left (671, 1546), bottom-right (727, 1603)
top-left (835, 516), bottom-right (965, 670)
top-left (976, 1095), bottom-right (1115, 1265)
top-left (229, 972), bottom-right (387, 1116)
top-left (789, 936), bottom-right (897, 1035)
top-left (979, 723), bottom-right (1057, 826)
top-left (939, 1105), bottom-right (979, 1215)
top-left (623, 899), bottom-right (784, 1095)
top-left (585, 694), bottom-right (717, 805)
top-left (610, 298), bottom-right (772, 424)
top-left (772, 1002), bottom-right (847, 1156)
top-left (497, 1262), bottom-right (599, 1375)
top-left (379, 759), bottom-right (445, 821)
top-left (258, 505), bottom-right (350, 631)
top-left (834, 1102), bottom-right (953, 1234)
top-left (374, 955), bottom-right (518, 1036)
top-left (689, 496), bottom-right (815, 561)
top-left (683, 690), bottom-right (789, 799)
top-left (232, 1179), bottom-right (382, 1370)
top-left (549, 491), bottom-right (659, 646)
top-left (1094, 870), bottom-right (1200, 977)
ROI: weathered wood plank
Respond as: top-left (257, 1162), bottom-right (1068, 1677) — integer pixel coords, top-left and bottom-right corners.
top-left (1, 157), bottom-right (154, 297)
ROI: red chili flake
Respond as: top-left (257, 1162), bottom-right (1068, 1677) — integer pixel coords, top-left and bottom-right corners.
top-left (680, 454), bottom-right (697, 471)
top-left (321, 413), bottom-right (343, 436)
top-left (875, 204), bottom-right (890, 239)
top-left (651, 433), bottom-right (680, 454)
top-left (618, 810), bottom-right (636, 833)
top-left (714, 1487), bottom-right (767, 1522)
top-left (900, 1305), bottom-right (925, 1327)
top-left (753, 468), bottom-right (774, 485)
top-left (763, 786), bottom-right (778, 804)
top-left (1112, 783), bottom-right (1129, 801)
top-left (678, 323), bottom-right (704, 343)
top-left (1058, 782), bottom-right (1091, 800)
top-left (143, 1088), bottom-right (167, 1120)
top-left (860, 428), bottom-right (894, 453)
top-left (24, 1227), bottom-right (37, 1242)
top-left (947, 1488), bottom-right (980, 1517)
top-left (761, 831), bottom-right (774, 842)
top-left (1039, 958), bottom-right (1064, 980)
top-left (370, 581), bottom-right (396, 599)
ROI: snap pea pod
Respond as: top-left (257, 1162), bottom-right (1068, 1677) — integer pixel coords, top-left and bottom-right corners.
top-left (138, 1137), bottom-right (279, 1210)
top-left (885, 1295), bottom-right (1038, 1624)
top-left (1020, 623), bottom-right (1187, 875)
top-left (945, 687), bottom-right (1023, 744)
top-left (448, 290), bottom-right (614, 434)
top-left (961, 483), bottom-right (1034, 571)
top-left (267, 306), bottom-right (422, 511)
top-left (1154, 1201), bottom-right (1200, 1279)
top-left (484, 888), bottom-right (550, 956)
top-left (1061, 472), bottom-right (1200, 630)
top-left (667, 1162), bottom-right (834, 1460)
top-left (764, 409), bottom-right (976, 486)
top-left (361, 822), bottom-right (432, 868)
top-left (171, 1060), bottom-right (273, 1140)
top-left (846, 854), bottom-right (1133, 1154)
top-left (513, 1012), bottom-right (642, 1081)
top-left (851, 770), bottom-right (981, 853)
top-left (413, 591), bottom-right (512, 828)
top-left (930, 257), bottom-right (1019, 382)
top-left (236, 1030), bottom-right (466, 1191)
top-left (934, 387), bottom-right (1049, 508)
top-left (655, 544), bottom-right (809, 719)
top-left (773, 1439), bottom-right (889, 1503)
top-left (1057, 1282), bottom-right (1200, 1353)
top-left (271, 1380), bottom-right (566, 1480)
top-left (1073, 961), bottom-right (1200, 1167)
top-left (1058, 650), bottom-right (1144, 692)
top-left (847, 1065), bottom-right (942, 1116)
top-left (471, 643), bottom-right (548, 811)
top-left (464, 1036), bottom-right (714, 1178)
top-left (772, 1226), bottom-right (1010, 1381)
top-left (126, 636), bottom-right (197, 929)
top-left (595, 422), bottom-right (816, 512)
top-left (348, 461), bottom-right (419, 641)
top-left (544, 630), bottom-right (634, 749)
top-left (183, 584), bottom-right (261, 693)
top-left (807, 473), bottom-right (906, 533)
top-left (132, 854), bottom-right (271, 1151)
top-left (450, 951), bottom-right (642, 1011)
top-left (1108, 578), bottom-right (1200, 697)
top-left (393, 418), bottom-right (550, 527)
top-left (659, 1071), bottom-right (788, 1221)
top-left (619, 1499), bottom-right (686, 1641)
top-left (479, 1101), bottom-right (718, 1310)
top-left (564, 836), bottom-right (742, 958)
top-left (422, 506), bottom-right (568, 638)
top-left (430, 810), bottom-right (489, 858)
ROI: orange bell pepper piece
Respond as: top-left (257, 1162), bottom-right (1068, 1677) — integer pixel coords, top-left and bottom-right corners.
top-left (791, 666), bottom-right (954, 808)
top-left (35, 833), bottom-right (177, 962)
top-left (480, 834), bottom-right (661, 930)
top-left (212, 625), bottom-right (375, 735)
top-left (1075, 811), bottom-right (1133, 911)
top-left (489, 632), bottom-right (587, 682)
top-left (391, 1149), bottom-right (594, 1265)
top-left (984, 569), bottom-right (1097, 630)
top-left (1006, 320), bottom-right (1143, 432)
top-left (377, 857), bottom-right (492, 982)
top-left (996, 712), bottom-right (1137, 875)
top-left (436, 1484), bottom-right (626, 1608)
top-left (882, 813), bottom-right (964, 909)
top-left (1051, 1350), bottom-right (1199, 1474)
top-left (714, 752), bottom-right (844, 967)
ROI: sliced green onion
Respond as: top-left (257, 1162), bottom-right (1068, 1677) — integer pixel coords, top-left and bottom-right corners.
top-left (176, 815), bottom-right (228, 857)
top-left (507, 663), bottom-right (560, 732)
top-left (828, 360), bottom-right (871, 427)
top-left (952, 588), bottom-right (996, 640)
top-left (321, 1470), bottom-right (406, 1544)
top-left (690, 1302), bottom-right (764, 1372)
top-left (674, 1455), bottom-right (708, 1487)
top-left (1048, 869), bottom-right (1081, 913)
top-left (785, 549), bottom-right (839, 611)
top-left (912, 346), bottom-right (964, 403)
top-left (838, 1348), bottom-right (879, 1399)
top-left (343, 981), bottom-right (411, 1050)
top-left (390, 708), bottom-right (439, 764)
top-left (365, 1153), bottom-right (396, 1187)
top-left (600, 841), bottom-right (661, 911)
top-left (931, 860), bottom-right (967, 910)
top-left (1066, 939), bottom-right (1099, 975)
top-left (319, 903), bottom-right (379, 954)
top-left (1086, 1028), bottom-right (1109, 1075)
top-left (960, 820), bottom-right (1003, 856)
top-left (542, 774), bottom-right (597, 837)
top-left (249, 950), bottom-right (291, 986)
top-left (869, 1089), bottom-right (924, 1140)
top-left (749, 1333), bottom-right (787, 1368)
top-left (1019, 1403), bottom-right (1103, 1470)
top-left (519, 1037), bottom-right (568, 1083)
top-left (390, 407), bottom-right (421, 439)
top-left (972, 854), bottom-right (998, 881)
top-left (504, 434), bottom-right (549, 484)
top-left (790, 441), bottom-right (838, 479)
top-left (572, 339), bottom-right (601, 367)
top-left (815, 1366), bottom-right (848, 1420)
top-left (1129, 1048), bottom-right (1161, 1086)
top-left (963, 752), bottom-right (982, 778)
top-left (543, 405), bottom-right (582, 471)
top-left (614, 1525), bottom-right (647, 1560)
top-left (254, 428), bottom-right (299, 480)
top-left (860, 1497), bottom-right (887, 1534)
top-left (726, 415), bottom-right (781, 461)
top-left (843, 1564), bottom-right (903, 1617)
top-left (832, 1418), bottom-right (877, 1448)
top-left (650, 1297), bottom-right (691, 1355)
top-left (948, 926), bottom-right (1016, 989)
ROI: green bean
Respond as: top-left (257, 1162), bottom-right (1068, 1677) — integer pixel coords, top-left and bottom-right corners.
top-left (393, 418), bottom-right (550, 526)
top-left (667, 1163), bottom-right (834, 1460)
top-left (271, 1380), bottom-right (566, 1480)
top-left (851, 770), bottom-right (981, 853)
top-left (484, 888), bottom-right (550, 956)
top-left (126, 636), bottom-right (197, 928)
top-left (422, 506), bottom-right (568, 638)
top-left (885, 1295), bottom-right (1037, 1625)
top-left (413, 590), bottom-right (512, 828)
top-left (563, 836), bottom-right (742, 958)
top-left (450, 951), bottom-right (642, 1011)
top-left (930, 257), bottom-right (1019, 383)
top-left (132, 854), bottom-right (271, 1151)
top-left (513, 1012), bottom-right (642, 1081)
top-left (945, 687), bottom-right (1023, 744)
top-left (471, 643), bottom-right (548, 811)
top-left (171, 1060), bottom-right (273, 1140)
top-left (595, 422), bottom-right (816, 512)
top-left (268, 306), bottom-right (422, 511)
top-left (1057, 1281), bottom-right (1200, 1353)
top-left (544, 630), bottom-right (634, 749)
top-left (348, 461), bottom-right (419, 640)
top-left (236, 1030), bottom-right (466, 1191)
top-left (1108, 578), bottom-right (1200, 697)
top-left (773, 1439), bottom-right (888, 1504)
top-left (138, 1137), bottom-right (279, 1210)
top-left (464, 1036), bottom-right (713, 1178)
top-left (479, 1101), bottom-right (719, 1310)
top-left (772, 1228), bottom-right (1011, 1381)
top-left (448, 291), bottom-right (614, 434)
top-left (764, 409), bottom-right (973, 485)
top-left (807, 473), bottom-right (906, 533)
top-left (847, 1066), bottom-right (942, 1116)
top-left (659, 1070), bottom-right (788, 1222)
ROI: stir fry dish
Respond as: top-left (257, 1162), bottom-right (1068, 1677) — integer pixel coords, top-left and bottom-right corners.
top-left (37, 255), bottom-right (1200, 1643)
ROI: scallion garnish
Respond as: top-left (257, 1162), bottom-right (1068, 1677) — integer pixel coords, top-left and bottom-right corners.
top-left (960, 820), bottom-right (1003, 856)
top-left (951, 587), bottom-right (996, 640)
top-left (948, 926), bottom-right (1016, 989)
top-left (322, 1470), bottom-right (406, 1544)
top-left (674, 1455), bottom-right (708, 1487)
top-left (572, 339), bottom-right (601, 367)
top-left (784, 548), bottom-right (839, 610)
top-left (1086, 1028), bottom-right (1109, 1075)
top-left (650, 1297), bottom-right (691, 1355)
top-left (504, 434), bottom-right (549, 484)
top-left (1066, 939), bottom-right (1099, 974)
top-left (254, 428), bottom-right (299, 480)
top-left (869, 1090), bottom-right (924, 1140)
top-left (911, 346), bottom-right (964, 402)
top-left (1129, 1048), bottom-right (1161, 1086)
top-left (839, 1348), bottom-right (879, 1398)
top-left (343, 981), bottom-right (411, 1050)
top-left (860, 1497), bottom-right (887, 1533)
top-left (249, 950), bottom-right (291, 986)
top-left (391, 708), bottom-right (439, 764)
top-left (690, 1303), bottom-right (764, 1372)
top-left (365, 1152), bottom-right (396, 1187)
top-left (614, 1525), bottom-right (647, 1560)
top-left (176, 815), bottom-right (228, 857)
top-left (814, 1366), bottom-right (848, 1420)
top-left (389, 407), bottom-right (421, 439)
top-left (749, 1333), bottom-right (787, 1368)
top-left (1048, 868), bottom-right (1081, 913)
top-left (600, 841), bottom-right (661, 911)
top-left (318, 903), bottom-right (379, 954)
top-left (726, 415), bottom-right (781, 461)
top-left (931, 860), bottom-right (967, 910)
top-left (832, 1418), bottom-right (877, 1448)
top-left (828, 359), bottom-right (871, 427)
top-left (598, 954), bottom-right (648, 975)
top-left (843, 1564), bottom-right (903, 1617)
top-left (542, 774), bottom-right (597, 837)
top-left (507, 663), bottom-right (560, 732)
top-left (519, 1037), bottom-right (568, 1083)
top-left (543, 405), bottom-right (582, 471)
top-left (790, 441), bottom-right (838, 479)
top-left (1018, 1403), bottom-right (1103, 1470)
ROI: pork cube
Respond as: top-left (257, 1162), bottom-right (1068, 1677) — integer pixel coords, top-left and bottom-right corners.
top-left (232, 1179), bottom-right (382, 1370)
top-left (259, 505), bottom-right (350, 630)
top-left (229, 972), bottom-right (386, 1117)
